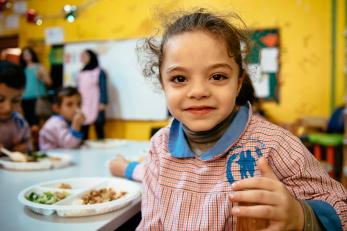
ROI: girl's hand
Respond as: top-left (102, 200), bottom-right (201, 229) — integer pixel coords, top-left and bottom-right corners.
top-left (72, 110), bottom-right (85, 131)
top-left (230, 157), bottom-right (304, 231)
top-left (37, 64), bottom-right (52, 86)
top-left (109, 154), bottom-right (129, 177)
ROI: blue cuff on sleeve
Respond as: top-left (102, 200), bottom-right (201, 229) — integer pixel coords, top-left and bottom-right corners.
top-left (124, 161), bottom-right (140, 180)
top-left (69, 128), bottom-right (83, 139)
top-left (306, 200), bottom-right (343, 231)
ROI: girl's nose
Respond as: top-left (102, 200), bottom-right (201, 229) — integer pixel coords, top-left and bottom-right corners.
top-left (186, 78), bottom-right (210, 99)
top-left (2, 101), bottom-right (12, 113)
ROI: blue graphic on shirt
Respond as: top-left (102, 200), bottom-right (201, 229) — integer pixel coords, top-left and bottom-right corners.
top-left (237, 150), bottom-right (256, 179)
top-left (226, 147), bottom-right (264, 184)
top-left (226, 154), bottom-right (238, 183)
top-left (255, 146), bottom-right (263, 158)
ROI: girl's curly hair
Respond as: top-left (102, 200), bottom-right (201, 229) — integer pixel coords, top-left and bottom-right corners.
top-left (137, 8), bottom-right (256, 105)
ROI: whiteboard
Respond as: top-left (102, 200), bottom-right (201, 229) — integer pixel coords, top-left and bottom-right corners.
top-left (63, 40), bottom-right (168, 120)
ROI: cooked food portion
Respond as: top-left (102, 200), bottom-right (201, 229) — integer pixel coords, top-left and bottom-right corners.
top-left (57, 183), bottom-right (72, 189)
top-left (27, 151), bottom-right (48, 162)
top-left (26, 191), bottom-right (69, 204)
top-left (81, 188), bottom-right (127, 205)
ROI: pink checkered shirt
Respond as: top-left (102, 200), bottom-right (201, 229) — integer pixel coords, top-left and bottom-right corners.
top-left (137, 106), bottom-right (347, 230)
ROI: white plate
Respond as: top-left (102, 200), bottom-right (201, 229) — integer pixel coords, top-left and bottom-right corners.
top-left (18, 177), bottom-right (141, 217)
top-left (84, 139), bottom-right (127, 149)
top-left (0, 153), bottom-right (72, 171)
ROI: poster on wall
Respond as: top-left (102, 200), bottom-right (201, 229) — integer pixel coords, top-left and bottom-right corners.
top-left (63, 39), bottom-right (167, 120)
top-left (247, 29), bottom-right (280, 101)
top-left (45, 27), bottom-right (64, 45)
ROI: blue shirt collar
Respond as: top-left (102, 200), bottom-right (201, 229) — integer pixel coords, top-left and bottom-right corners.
top-left (168, 103), bottom-right (252, 161)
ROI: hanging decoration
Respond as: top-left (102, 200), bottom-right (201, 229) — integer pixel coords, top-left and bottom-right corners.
top-left (25, 9), bottom-right (37, 23)
top-left (2, 0), bottom-right (98, 25)
top-left (63, 5), bottom-right (77, 23)
top-left (0, 0), bottom-right (10, 12)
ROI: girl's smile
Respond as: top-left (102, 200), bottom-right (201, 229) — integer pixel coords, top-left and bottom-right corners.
top-left (184, 106), bottom-right (216, 115)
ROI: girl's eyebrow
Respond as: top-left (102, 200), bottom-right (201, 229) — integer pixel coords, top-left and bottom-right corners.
top-left (166, 64), bottom-right (186, 73)
top-left (166, 65), bottom-right (188, 74)
top-left (165, 62), bottom-right (234, 74)
top-left (208, 63), bottom-right (234, 70)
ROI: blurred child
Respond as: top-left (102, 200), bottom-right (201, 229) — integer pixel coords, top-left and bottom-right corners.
top-left (39, 87), bottom-right (85, 150)
top-left (136, 9), bottom-right (347, 230)
top-left (0, 60), bottom-right (32, 153)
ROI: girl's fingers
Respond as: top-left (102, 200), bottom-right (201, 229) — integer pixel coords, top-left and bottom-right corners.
top-left (231, 204), bottom-right (282, 220)
top-left (232, 177), bottom-right (280, 191)
top-left (258, 223), bottom-right (283, 231)
top-left (230, 190), bottom-right (279, 205)
top-left (257, 157), bottom-right (278, 180)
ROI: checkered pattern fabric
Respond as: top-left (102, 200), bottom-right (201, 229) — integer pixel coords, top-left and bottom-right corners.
top-left (137, 114), bottom-right (347, 230)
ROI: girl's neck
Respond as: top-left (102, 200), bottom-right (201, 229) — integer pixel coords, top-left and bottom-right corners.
top-left (27, 62), bottom-right (35, 67)
top-left (183, 108), bottom-right (238, 155)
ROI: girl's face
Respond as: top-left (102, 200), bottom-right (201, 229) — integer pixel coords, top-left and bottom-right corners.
top-left (161, 30), bottom-right (243, 132)
top-left (56, 95), bottom-right (81, 122)
top-left (81, 51), bottom-right (90, 65)
top-left (22, 50), bottom-right (32, 63)
top-left (0, 84), bottom-right (23, 120)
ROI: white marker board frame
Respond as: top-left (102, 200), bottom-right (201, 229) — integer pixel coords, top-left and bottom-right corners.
top-left (63, 39), bottom-right (167, 120)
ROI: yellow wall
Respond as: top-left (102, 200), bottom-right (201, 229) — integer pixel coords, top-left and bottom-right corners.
top-left (12, 0), bottom-right (346, 139)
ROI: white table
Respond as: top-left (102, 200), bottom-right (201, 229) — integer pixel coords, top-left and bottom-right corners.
top-left (0, 140), bottom-right (148, 231)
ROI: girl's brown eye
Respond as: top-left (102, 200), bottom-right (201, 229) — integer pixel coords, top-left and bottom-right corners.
top-left (171, 75), bottom-right (186, 83)
top-left (211, 74), bottom-right (227, 81)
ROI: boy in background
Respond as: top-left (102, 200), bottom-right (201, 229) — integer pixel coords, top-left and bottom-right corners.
top-left (0, 60), bottom-right (32, 153)
top-left (39, 86), bottom-right (85, 150)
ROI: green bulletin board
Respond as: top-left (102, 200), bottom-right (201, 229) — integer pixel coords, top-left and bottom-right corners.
top-left (247, 29), bottom-right (280, 101)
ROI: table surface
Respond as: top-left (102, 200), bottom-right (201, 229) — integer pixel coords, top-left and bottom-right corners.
top-left (0, 140), bottom-right (149, 231)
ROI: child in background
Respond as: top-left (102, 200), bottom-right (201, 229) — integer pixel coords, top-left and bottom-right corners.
top-left (39, 87), bottom-right (85, 150)
top-left (0, 60), bottom-right (32, 153)
top-left (136, 9), bottom-right (347, 230)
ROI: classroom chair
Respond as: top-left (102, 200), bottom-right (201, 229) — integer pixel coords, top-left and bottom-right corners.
top-left (304, 106), bottom-right (344, 178)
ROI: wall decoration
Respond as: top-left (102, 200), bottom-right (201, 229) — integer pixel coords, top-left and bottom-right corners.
top-left (247, 29), bottom-right (280, 102)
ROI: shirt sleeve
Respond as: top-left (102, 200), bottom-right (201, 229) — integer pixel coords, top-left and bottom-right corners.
top-left (39, 119), bottom-right (82, 150)
top-left (19, 120), bottom-right (33, 152)
top-left (13, 113), bottom-right (33, 152)
top-left (124, 162), bottom-right (144, 182)
top-left (136, 137), bottom-right (164, 230)
top-left (99, 70), bottom-right (108, 104)
top-left (268, 129), bottom-right (347, 231)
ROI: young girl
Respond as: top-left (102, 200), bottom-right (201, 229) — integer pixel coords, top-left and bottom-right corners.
top-left (136, 10), bottom-right (347, 230)
top-left (0, 61), bottom-right (32, 153)
top-left (20, 47), bottom-right (52, 126)
top-left (39, 87), bottom-right (85, 151)
top-left (77, 49), bottom-right (108, 140)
